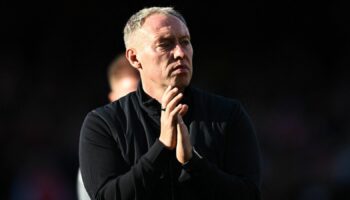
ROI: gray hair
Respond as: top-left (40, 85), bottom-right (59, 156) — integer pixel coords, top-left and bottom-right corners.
top-left (123, 7), bottom-right (187, 48)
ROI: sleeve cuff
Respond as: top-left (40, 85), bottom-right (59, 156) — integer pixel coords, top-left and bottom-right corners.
top-left (178, 147), bottom-right (205, 182)
top-left (182, 147), bottom-right (203, 172)
top-left (143, 139), bottom-right (173, 170)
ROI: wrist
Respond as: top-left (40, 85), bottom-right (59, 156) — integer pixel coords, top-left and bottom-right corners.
top-left (159, 137), bottom-right (176, 150)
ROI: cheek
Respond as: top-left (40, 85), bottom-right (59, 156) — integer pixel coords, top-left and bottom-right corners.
top-left (154, 55), bottom-right (170, 71)
top-left (188, 48), bottom-right (193, 58)
top-left (142, 52), bottom-right (171, 77)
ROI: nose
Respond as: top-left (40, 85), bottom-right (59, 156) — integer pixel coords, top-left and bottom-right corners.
top-left (173, 44), bottom-right (185, 60)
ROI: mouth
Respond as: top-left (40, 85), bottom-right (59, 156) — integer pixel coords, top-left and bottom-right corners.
top-left (173, 64), bottom-right (189, 73)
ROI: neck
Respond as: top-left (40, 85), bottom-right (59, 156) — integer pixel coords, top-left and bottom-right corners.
top-left (141, 81), bottom-right (186, 103)
top-left (142, 84), bottom-right (164, 103)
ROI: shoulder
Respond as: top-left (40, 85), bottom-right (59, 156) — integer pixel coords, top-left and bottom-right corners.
top-left (80, 92), bottom-right (139, 142)
top-left (84, 91), bottom-right (138, 128)
top-left (95, 91), bottom-right (137, 116)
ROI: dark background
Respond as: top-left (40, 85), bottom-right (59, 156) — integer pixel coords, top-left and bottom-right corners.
top-left (1, 1), bottom-right (350, 199)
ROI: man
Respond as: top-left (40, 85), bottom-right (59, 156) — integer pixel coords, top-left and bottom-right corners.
top-left (79, 6), bottom-right (261, 200)
top-left (77, 53), bottom-right (139, 200)
top-left (107, 53), bottom-right (140, 102)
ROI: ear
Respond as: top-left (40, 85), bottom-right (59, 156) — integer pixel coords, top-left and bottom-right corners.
top-left (126, 48), bottom-right (142, 69)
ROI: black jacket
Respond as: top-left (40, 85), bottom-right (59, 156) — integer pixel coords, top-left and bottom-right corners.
top-left (79, 84), bottom-right (261, 200)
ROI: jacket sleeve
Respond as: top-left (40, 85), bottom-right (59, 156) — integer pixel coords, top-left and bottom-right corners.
top-left (79, 110), bottom-right (171, 200)
top-left (179, 101), bottom-right (262, 200)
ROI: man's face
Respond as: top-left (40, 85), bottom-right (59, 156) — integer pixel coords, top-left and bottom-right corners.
top-left (109, 77), bottom-right (138, 102)
top-left (133, 13), bottom-right (193, 90)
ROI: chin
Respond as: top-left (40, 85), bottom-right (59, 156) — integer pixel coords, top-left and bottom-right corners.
top-left (168, 74), bottom-right (192, 88)
top-left (173, 79), bottom-right (191, 89)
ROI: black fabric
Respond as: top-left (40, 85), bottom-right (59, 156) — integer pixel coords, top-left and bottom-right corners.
top-left (79, 83), bottom-right (262, 200)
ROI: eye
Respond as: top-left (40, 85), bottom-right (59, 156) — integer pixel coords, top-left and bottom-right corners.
top-left (160, 42), bottom-right (171, 48)
top-left (180, 38), bottom-right (191, 46)
top-left (158, 39), bottom-right (175, 50)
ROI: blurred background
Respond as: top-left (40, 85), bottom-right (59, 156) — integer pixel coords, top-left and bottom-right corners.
top-left (1, 0), bottom-right (349, 199)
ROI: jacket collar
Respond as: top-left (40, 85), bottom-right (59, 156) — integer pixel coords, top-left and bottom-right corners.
top-left (136, 81), bottom-right (193, 125)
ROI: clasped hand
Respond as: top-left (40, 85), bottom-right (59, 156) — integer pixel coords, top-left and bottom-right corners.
top-left (159, 86), bottom-right (192, 164)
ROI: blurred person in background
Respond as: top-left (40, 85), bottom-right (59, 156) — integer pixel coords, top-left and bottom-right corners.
top-left (79, 6), bottom-right (261, 200)
top-left (107, 53), bottom-right (140, 102)
top-left (77, 53), bottom-right (139, 200)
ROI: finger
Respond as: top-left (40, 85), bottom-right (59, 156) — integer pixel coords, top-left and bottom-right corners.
top-left (177, 114), bottom-right (183, 125)
top-left (161, 87), bottom-right (179, 109)
top-left (169, 104), bottom-right (183, 120)
top-left (166, 92), bottom-right (183, 113)
top-left (176, 115), bottom-right (185, 140)
top-left (179, 104), bottom-right (188, 117)
top-left (161, 85), bottom-right (172, 107)
top-left (177, 121), bottom-right (183, 140)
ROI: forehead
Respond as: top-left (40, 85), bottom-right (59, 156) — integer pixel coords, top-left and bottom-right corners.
top-left (140, 13), bottom-right (190, 38)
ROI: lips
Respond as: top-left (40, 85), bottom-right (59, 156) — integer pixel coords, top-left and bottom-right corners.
top-left (173, 64), bottom-right (189, 72)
